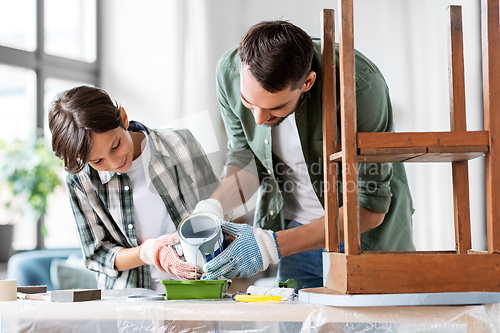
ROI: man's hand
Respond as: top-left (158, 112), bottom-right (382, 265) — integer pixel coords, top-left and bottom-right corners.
top-left (193, 198), bottom-right (224, 221)
top-left (139, 232), bottom-right (201, 280)
top-left (202, 222), bottom-right (280, 280)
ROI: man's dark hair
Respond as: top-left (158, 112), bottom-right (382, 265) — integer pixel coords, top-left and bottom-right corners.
top-left (239, 20), bottom-right (314, 93)
top-left (48, 85), bottom-right (125, 174)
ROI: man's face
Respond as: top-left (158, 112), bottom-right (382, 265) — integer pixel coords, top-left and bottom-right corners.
top-left (239, 65), bottom-right (307, 127)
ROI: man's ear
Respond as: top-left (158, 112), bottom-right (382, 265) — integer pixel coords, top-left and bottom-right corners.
top-left (120, 107), bottom-right (129, 129)
top-left (302, 71), bottom-right (316, 93)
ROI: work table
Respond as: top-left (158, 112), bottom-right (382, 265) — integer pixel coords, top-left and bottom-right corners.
top-left (1, 288), bottom-right (499, 332)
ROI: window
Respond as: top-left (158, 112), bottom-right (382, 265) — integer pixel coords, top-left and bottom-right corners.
top-left (0, 65), bottom-right (36, 140)
top-left (44, 0), bottom-right (97, 62)
top-left (0, 0), bottom-right (100, 250)
top-left (0, 0), bottom-right (37, 52)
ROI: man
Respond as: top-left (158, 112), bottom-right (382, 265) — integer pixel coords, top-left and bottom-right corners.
top-left (196, 20), bottom-right (415, 290)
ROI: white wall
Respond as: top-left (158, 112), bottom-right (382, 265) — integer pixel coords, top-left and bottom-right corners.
top-left (101, 0), bottom-right (486, 251)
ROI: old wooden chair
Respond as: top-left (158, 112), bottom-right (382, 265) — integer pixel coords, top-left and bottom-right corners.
top-left (302, 0), bottom-right (500, 296)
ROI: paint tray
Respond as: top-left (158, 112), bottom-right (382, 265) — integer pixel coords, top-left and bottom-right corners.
top-left (161, 279), bottom-right (228, 300)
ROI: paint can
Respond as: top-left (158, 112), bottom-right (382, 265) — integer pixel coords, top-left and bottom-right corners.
top-left (178, 212), bottom-right (225, 269)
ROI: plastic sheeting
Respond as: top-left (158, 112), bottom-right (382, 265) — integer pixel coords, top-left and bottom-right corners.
top-left (1, 288), bottom-right (500, 332)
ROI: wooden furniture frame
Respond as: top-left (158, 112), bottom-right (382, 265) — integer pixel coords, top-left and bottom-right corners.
top-left (305, 0), bottom-right (500, 295)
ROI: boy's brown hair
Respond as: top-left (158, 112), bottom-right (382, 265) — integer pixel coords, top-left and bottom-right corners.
top-left (239, 20), bottom-right (314, 93)
top-left (48, 85), bottom-right (125, 174)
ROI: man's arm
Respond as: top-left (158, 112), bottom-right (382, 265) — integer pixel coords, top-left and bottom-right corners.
top-left (202, 207), bottom-right (385, 280)
top-left (275, 207), bottom-right (385, 257)
top-left (207, 165), bottom-right (260, 217)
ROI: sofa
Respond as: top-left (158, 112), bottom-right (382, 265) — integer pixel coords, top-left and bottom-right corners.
top-left (7, 248), bottom-right (98, 291)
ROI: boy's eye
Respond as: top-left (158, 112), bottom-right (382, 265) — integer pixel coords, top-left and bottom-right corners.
top-left (112, 141), bottom-right (120, 150)
top-left (94, 159), bottom-right (102, 164)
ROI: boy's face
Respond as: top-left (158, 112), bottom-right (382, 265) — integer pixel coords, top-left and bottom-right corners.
top-left (87, 126), bottom-right (135, 173)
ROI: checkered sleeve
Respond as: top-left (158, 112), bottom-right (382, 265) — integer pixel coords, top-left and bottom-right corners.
top-left (173, 129), bottom-right (219, 203)
top-left (66, 173), bottom-right (123, 278)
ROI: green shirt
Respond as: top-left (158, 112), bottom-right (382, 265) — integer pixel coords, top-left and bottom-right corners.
top-left (216, 38), bottom-right (415, 251)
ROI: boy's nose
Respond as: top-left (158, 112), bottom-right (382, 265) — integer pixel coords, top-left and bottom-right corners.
top-left (112, 157), bottom-right (124, 170)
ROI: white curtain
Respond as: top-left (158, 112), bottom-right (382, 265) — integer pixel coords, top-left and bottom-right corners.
top-left (101, 0), bottom-right (486, 251)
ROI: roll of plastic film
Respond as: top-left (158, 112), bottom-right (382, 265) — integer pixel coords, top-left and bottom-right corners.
top-left (126, 295), bottom-right (165, 302)
top-left (0, 279), bottom-right (17, 301)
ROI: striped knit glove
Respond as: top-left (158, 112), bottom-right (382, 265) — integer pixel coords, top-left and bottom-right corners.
top-left (201, 221), bottom-right (280, 280)
top-left (139, 232), bottom-right (201, 280)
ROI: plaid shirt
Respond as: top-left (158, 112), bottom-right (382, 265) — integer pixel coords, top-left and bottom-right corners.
top-left (67, 122), bottom-right (218, 289)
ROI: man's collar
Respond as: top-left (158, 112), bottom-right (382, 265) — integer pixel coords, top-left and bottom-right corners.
top-left (299, 92), bottom-right (310, 107)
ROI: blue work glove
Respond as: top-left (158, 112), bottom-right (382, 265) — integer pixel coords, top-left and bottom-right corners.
top-left (202, 221), bottom-right (280, 280)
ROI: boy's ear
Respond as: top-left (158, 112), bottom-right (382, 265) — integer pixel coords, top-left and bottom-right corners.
top-left (120, 107), bottom-right (129, 128)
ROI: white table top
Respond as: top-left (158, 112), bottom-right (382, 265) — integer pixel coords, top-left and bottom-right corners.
top-left (1, 288), bottom-right (499, 332)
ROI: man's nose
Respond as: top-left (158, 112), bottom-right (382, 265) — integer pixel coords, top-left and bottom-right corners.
top-left (253, 107), bottom-right (270, 125)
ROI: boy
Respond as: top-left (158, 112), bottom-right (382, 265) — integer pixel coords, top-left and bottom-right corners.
top-left (49, 85), bottom-right (219, 291)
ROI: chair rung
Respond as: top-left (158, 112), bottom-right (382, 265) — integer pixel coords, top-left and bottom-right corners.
top-left (328, 131), bottom-right (489, 163)
top-left (357, 131), bottom-right (488, 149)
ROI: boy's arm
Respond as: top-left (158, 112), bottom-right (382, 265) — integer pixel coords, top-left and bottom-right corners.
top-left (69, 176), bottom-right (201, 279)
top-left (67, 176), bottom-right (124, 278)
top-left (114, 247), bottom-right (143, 271)
top-left (113, 238), bottom-right (201, 279)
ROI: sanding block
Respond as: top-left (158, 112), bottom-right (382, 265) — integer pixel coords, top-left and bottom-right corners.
top-left (17, 285), bottom-right (47, 294)
top-left (51, 289), bottom-right (101, 302)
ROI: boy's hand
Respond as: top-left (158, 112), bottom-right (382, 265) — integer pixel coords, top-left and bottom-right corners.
top-left (139, 233), bottom-right (201, 280)
top-left (201, 221), bottom-right (280, 280)
top-left (193, 198), bottom-right (224, 220)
